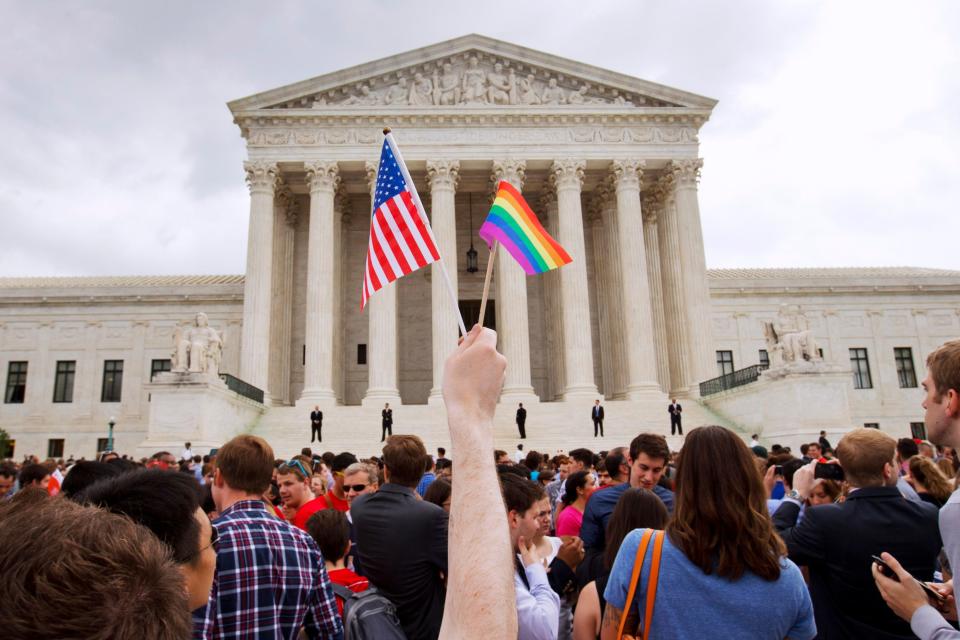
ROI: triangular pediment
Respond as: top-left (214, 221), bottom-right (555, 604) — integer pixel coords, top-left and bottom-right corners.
top-left (229, 34), bottom-right (716, 113)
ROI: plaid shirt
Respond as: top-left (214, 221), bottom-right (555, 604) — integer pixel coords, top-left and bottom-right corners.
top-left (193, 500), bottom-right (342, 639)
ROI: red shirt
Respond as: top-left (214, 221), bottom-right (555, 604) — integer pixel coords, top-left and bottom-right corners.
top-left (291, 496), bottom-right (328, 530)
top-left (328, 567), bottom-right (369, 615)
top-left (325, 491), bottom-right (350, 512)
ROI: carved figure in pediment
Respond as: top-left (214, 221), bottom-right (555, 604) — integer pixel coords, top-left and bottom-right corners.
top-left (567, 84), bottom-right (589, 104)
top-left (384, 77), bottom-right (408, 105)
top-left (342, 85), bottom-right (380, 106)
top-left (486, 62), bottom-right (513, 105)
top-left (409, 72), bottom-right (433, 105)
top-left (461, 56), bottom-right (487, 103)
top-left (610, 89), bottom-right (633, 106)
top-left (311, 96), bottom-right (327, 108)
top-left (434, 62), bottom-right (460, 105)
top-left (541, 78), bottom-right (566, 105)
top-left (518, 74), bottom-right (541, 105)
top-left (171, 312), bottom-right (224, 375)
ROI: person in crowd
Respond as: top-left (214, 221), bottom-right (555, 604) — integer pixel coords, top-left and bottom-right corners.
top-left (524, 450), bottom-right (543, 481)
top-left (919, 440), bottom-right (937, 459)
top-left (667, 398), bottom-right (682, 436)
top-left (437, 324), bottom-right (517, 639)
top-left (596, 466), bottom-right (611, 487)
top-left (515, 443), bottom-right (526, 464)
top-left (436, 447), bottom-right (447, 463)
top-left (381, 402), bottom-right (393, 442)
top-left (436, 457), bottom-right (453, 479)
top-left (556, 470), bottom-right (596, 537)
top-left (763, 457), bottom-right (806, 515)
top-left (311, 463), bottom-right (329, 497)
top-left (574, 488), bottom-right (668, 640)
top-left (277, 455), bottom-right (328, 530)
top-left (423, 476), bottom-right (452, 512)
top-left (873, 339), bottom-right (960, 639)
top-left (895, 437), bottom-right (924, 501)
top-left (351, 434), bottom-right (448, 639)
top-left (17, 462), bottom-right (50, 492)
top-left (537, 469), bottom-right (556, 491)
top-left (603, 425), bottom-right (815, 639)
top-left (908, 455), bottom-right (954, 507)
top-left (500, 472), bottom-right (562, 639)
top-left (343, 461), bottom-right (380, 506)
top-left (0, 490), bottom-right (193, 638)
top-left (517, 401), bottom-right (527, 439)
top-left (326, 452), bottom-right (357, 511)
top-left (580, 434), bottom-right (674, 553)
top-left (602, 447), bottom-right (629, 487)
top-left (773, 428), bottom-right (941, 639)
top-left (0, 462), bottom-right (15, 498)
top-left (819, 430), bottom-right (832, 453)
top-left (807, 478), bottom-right (842, 506)
top-left (495, 449), bottom-right (511, 465)
top-left (78, 468), bottom-right (217, 610)
top-left (197, 434), bottom-right (341, 639)
top-left (306, 510), bottom-right (370, 616)
top-left (149, 450), bottom-right (179, 470)
top-left (181, 441), bottom-right (194, 461)
top-left (418, 454), bottom-right (437, 497)
top-left (592, 399), bottom-right (605, 438)
top-left (59, 460), bottom-right (120, 499)
top-left (547, 455), bottom-right (571, 511)
top-left (568, 448), bottom-right (595, 477)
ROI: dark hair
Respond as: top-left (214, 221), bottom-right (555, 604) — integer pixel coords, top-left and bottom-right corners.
top-left (217, 435), bottom-right (275, 494)
top-left (561, 470), bottom-right (591, 507)
top-left (629, 434), bottom-right (670, 463)
top-left (18, 463), bottom-right (49, 487)
top-left (0, 463), bottom-right (16, 479)
top-left (523, 450), bottom-right (542, 472)
top-left (498, 463), bottom-right (531, 479)
top-left (332, 452), bottom-right (358, 473)
top-left (306, 509), bottom-right (350, 562)
top-left (107, 457), bottom-right (139, 474)
top-left (321, 451), bottom-right (336, 467)
top-left (79, 469), bottom-right (202, 565)
top-left (799, 443), bottom-right (810, 456)
top-left (423, 477), bottom-right (452, 509)
top-left (61, 461), bottom-right (121, 499)
top-left (436, 458), bottom-right (453, 473)
top-left (301, 447), bottom-right (313, 458)
top-left (499, 472), bottom-right (545, 515)
top-left (604, 447), bottom-right (628, 480)
top-left (897, 437), bottom-right (919, 460)
top-left (568, 448), bottom-right (594, 469)
top-left (781, 458), bottom-right (805, 489)
top-left (537, 470), bottom-right (555, 485)
top-left (437, 447), bottom-right (446, 456)
top-left (200, 482), bottom-right (217, 515)
top-left (382, 435), bottom-right (428, 487)
top-left (494, 449), bottom-right (508, 462)
top-left (0, 491), bottom-right (191, 638)
top-left (603, 488), bottom-right (669, 569)
top-left (667, 425), bottom-right (786, 581)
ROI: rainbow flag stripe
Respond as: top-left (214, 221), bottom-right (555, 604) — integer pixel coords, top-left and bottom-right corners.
top-left (479, 181), bottom-right (573, 275)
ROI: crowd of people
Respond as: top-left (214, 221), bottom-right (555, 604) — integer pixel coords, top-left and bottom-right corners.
top-left (2, 331), bottom-right (960, 640)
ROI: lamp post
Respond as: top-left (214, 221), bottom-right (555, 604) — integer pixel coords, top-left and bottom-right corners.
top-left (107, 416), bottom-right (116, 452)
top-left (466, 193), bottom-right (479, 273)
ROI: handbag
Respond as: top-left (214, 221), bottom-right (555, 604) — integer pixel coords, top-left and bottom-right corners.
top-left (615, 529), bottom-right (665, 640)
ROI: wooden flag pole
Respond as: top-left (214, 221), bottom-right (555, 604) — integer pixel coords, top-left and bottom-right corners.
top-left (478, 241), bottom-right (497, 328)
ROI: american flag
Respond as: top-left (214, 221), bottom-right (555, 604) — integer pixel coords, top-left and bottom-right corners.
top-left (361, 137), bottom-right (440, 309)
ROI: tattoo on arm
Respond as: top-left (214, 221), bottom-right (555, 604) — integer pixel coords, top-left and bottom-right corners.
top-left (601, 604), bottom-right (622, 632)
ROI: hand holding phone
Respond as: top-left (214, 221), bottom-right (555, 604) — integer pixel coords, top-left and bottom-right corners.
top-left (873, 555), bottom-right (946, 604)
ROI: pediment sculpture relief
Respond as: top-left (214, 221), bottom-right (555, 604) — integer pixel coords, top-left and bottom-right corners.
top-left (275, 53), bottom-right (677, 110)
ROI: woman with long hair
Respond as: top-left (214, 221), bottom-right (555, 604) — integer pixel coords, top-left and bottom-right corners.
top-left (556, 470), bottom-right (595, 537)
top-left (601, 426), bottom-right (815, 639)
top-left (909, 455), bottom-right (953, 507)
top-left (573, 488), bottom-right (668, 640)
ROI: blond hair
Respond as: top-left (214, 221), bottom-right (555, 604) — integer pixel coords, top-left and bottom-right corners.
top-left (836, 428), bottom-right (896, 487)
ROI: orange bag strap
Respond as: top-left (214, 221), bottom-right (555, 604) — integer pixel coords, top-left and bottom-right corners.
top-left (640, 531), bottom-right (665, 640)
top-left (616, 529), bottom-right (654, 640)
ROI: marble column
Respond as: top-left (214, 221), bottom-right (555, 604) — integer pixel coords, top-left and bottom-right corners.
top-left (540, 192), bottom-right (565, 401)
top-left (363, 160), bottom-right (402, 406)
top-left (669, 158), bottom-right (715, 389)
top-left (491, 160), bottom-right (536, 399)
top-left (269, 183), bottom-right (297, 405)
top-left (598, 183), bottom-right (628, 398)
top-left (333, 187), bottom-right (350, 403)
top-left (610, 160), bottom-right (661, 398)
top-left (240, 160), bottom-right (278, 394)
top-left (588, 200), bottom-right (614, 398)
top-left (551, 159), bottom-right (598, 397)
top-left (641, 190), bottom-right (670, 392)
top-left (299, 161), bottom-right (340, 406)
top-left (656, 173), bottom-right (693, 396)
top-left (426, 160), bottom-right (460, 403)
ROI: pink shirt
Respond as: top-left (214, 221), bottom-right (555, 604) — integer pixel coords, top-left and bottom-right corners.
top-left (555, 505), bottom-right (584, 537)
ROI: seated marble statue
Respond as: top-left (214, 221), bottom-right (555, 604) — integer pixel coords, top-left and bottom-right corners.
top-left (172, 312), bottom-right (224, 375)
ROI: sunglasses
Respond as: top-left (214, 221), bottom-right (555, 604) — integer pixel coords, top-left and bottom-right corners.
top-left (345, 484), bottom-right (369, 493)
top-left (280, 459), bottom-right (310, 479)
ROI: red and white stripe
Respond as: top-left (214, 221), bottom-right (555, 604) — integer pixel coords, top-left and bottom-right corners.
top-left (361, 190), bottom-right (440, 309)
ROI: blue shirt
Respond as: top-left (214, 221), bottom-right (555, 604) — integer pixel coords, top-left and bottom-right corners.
top-left (580, 483), bottom-right (674, 551)
top-left (417, 471), bottom-right (436, 497)
top-left (605, 529), bottom-right (816, 640)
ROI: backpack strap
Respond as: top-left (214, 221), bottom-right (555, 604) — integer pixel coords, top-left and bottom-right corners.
top-left (330, 582), bottom-right (354, 602)
top-left (640, 531), bottom-right (665, 640)
top-left (615, 529), bottom-right (654, 640)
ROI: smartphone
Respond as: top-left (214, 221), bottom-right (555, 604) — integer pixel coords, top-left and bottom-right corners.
top-left (814, 462), bottom-right (845, 481)
top-left (872, 556), bottom-right (946, 604)
top-left (774, 465), bottom-right (784, 475)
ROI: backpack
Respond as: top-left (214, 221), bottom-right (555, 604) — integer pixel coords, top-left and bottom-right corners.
top-left (330, 583), bottom-right (407, 640)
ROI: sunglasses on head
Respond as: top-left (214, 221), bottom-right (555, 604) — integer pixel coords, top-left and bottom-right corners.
top-left (345, 483), bottom-right (369, 493)
top-left (280, 459), bottom-right (310, 479)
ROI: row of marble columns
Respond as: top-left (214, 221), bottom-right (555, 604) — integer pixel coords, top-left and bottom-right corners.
top-left (239, 156), bottom-right (714, 406)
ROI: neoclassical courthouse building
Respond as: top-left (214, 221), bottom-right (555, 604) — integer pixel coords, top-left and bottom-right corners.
top-left (2, 35), bottom-right (959, 458)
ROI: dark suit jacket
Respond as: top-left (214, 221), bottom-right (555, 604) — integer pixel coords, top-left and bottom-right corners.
top-left (516, 408), bottom-right (527, 424)
top-left (351, 483), bottom-right (448, 640)
top-left (667, 403), bottom-right (682, 418)
top-left (773, 486), bottom-right (942, 639)
top-left (310, 410), bottom-right (322, 424)
top-left (592, 405), bottom-right (604, 421)
top-left (381, 409), bottom-right (393, 426)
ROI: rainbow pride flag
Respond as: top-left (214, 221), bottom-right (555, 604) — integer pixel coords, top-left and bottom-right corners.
top-left (479, 181), bottom-right (573, 275)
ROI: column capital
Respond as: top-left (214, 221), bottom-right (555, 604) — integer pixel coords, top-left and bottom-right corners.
top-left (538, 189), bottom-right (557, 213)
top-left (426, 160), bottom-right (460, 191)
top-left (364, 160), bottom-right (379, 192)
top-left (668, 158), bottom-right (704, 187)
top-left (304, 161), bottom-right (340, 195)
top-left (610, 159), bottom-right (645, 192)
top-left (244, 160), bottom-right (279, 195)
top-left (276, 182), bottom-right (299, 227)
top-left (550, 159), bottom-right (585, 191)
top-left (491, 159), bottom-right (526, 191)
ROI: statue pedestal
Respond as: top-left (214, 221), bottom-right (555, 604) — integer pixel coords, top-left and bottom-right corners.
top-left (702, 364), bottom-right (853, 451)
top-left (138, 372), bottom-right (265, 457)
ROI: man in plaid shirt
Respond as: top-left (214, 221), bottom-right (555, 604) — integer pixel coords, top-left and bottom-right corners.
top-left (193, 435), bottom-right (342, 639)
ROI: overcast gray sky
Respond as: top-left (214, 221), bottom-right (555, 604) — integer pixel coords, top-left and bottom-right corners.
top-left (1, 1), bottom-right (958, 277)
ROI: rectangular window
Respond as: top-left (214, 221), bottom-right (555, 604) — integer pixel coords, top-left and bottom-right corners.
top-left (864, 423), bottom-right (880, 429)
top-left (357, 344), bottom-right (367, 366)
top-left (97, 438), bottom-right (110, 453)
top-left (716, 350), bottom-right (735, 377)
top-left (47, 438), bottom-right (64, 458)
top-left (53, 361), bottom-right (76, 403)
top-left (894, 347), bottom-right (917, 388)
top-left (101, 360), bottom-right (123, 403)
top-left (911, 422), bottom-right (927, 440)
top-left (4, 361), bottom-right (27, 404)
top-left (849, 348), bottom-right (872, 389)
top-left (758, 349), bottom-right (769, 368)
top-left (150, 358), bottom-right (171, 381)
